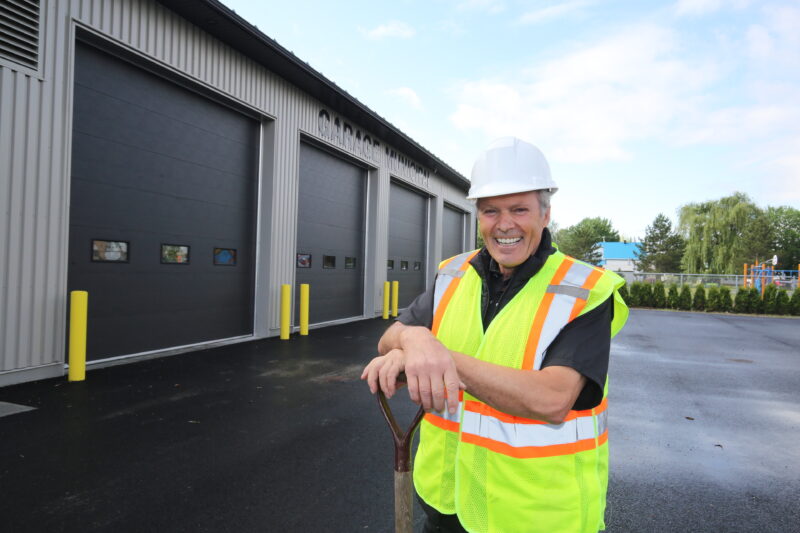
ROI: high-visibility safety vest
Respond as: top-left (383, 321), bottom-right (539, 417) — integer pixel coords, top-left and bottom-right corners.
top-left (413, 249), bottom-right (628, 533)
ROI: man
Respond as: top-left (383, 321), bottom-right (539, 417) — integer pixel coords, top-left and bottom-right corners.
top-left (362, 137), bottom-right (628, 533)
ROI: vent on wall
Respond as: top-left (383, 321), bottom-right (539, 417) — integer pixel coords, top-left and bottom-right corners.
top-left (0, 0), bottom-right (40, 71)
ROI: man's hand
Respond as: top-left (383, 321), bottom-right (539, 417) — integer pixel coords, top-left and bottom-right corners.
top-left (361, 349), bottom-right (407, 398)
top-left (399, 327), bottom-right (461, 414)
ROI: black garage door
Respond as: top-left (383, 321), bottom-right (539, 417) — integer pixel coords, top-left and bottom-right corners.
top-left (388, 182), bottom-right (428, 308)
top-left (442, 205), bottom-right (467, 260)
top-left (296, 143), bottom-right (366, 324)
top-left (68, 41), bottom-right (259, 360)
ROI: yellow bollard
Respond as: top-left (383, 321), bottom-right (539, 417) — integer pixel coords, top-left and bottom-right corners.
top-left (280, 284), bottom-right (291, 340)
top-left (299, 284), bottom-right (309, 336)
top-left (383, 281), bottom-right (390, 319)
top-left (742, 263), bottom-right (747, 290)
top-left (392, 281), bottom-right (399, 318)
top-left (68, 291), bottom-right (88, 382)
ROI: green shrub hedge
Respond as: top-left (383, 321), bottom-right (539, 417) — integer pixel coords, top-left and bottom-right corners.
top-left (619, 280), bottom-right (798, 317)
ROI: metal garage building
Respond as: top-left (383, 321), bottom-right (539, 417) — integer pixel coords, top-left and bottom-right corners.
top-left (0, 0), bottom-right (474, 386)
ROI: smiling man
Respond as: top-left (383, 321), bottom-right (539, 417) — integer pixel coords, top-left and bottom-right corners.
top-left (362, 137), bottom-right (629, 533)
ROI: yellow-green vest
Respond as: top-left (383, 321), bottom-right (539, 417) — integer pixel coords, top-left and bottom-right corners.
top-left (413, 249), bottom-right (628, 533)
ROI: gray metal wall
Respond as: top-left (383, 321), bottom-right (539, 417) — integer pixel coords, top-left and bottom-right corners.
top-left (0, 0), bottom-right (475, 385)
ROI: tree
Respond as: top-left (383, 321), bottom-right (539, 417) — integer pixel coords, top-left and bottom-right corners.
top-left (763, 284), bottom-right (778, 314)
top-left (706, 286), bottom-right (721, 312)
top-left (766, 206), bottom-right (800, 270)
top-left (679, 192), bottom-right (774, 274)
top-left (734, 288), bottom-right (751, 313)
top-left (556, 217), bottom-right (620, 264)
top-left (718, 286), bottom-right (733, 312)
top-left (692, 285), bottom-right (706, 311)
top-left (667, 284), bottom-right (680, 309)
top-left (678, 285), bottom-right (692, 310)
top-left (636, 214), bottom-right (686, 272)
top-left (652, 282), bottom-right (667, 308)
top-left (775, 289), bottom-right (790, 315)
top-left (789, 290), bottom-right (800, 316)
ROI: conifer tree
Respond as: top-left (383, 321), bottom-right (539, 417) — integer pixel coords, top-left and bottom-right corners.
top-left (652, 282), bottom-right (667, 308)
top-left (789, 290), bottom-right (800, 316)
top-left (667, 284), bottom-right (680, 309)
top-left (706, 286), bottom-right (720, 312)
top-left (763, 284), bottom-right (778, 314)
top-left (692, 285), bottom-right (706, 311)
top-left (678, 285), bottom-right (692, 310)
top-left (718, 286), bottom-right (733, 312)
top-left (636, 214), bottom-right (685, 272)
top-left (751, 288), bottom-right (765, 314)
top-left (734, 288), bottom-right (750, 313)
top-left (775, 289), bottom-right (789, 315)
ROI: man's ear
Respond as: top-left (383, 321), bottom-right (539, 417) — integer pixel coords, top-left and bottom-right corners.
top-left (543, 207), bottom-right (551, 227)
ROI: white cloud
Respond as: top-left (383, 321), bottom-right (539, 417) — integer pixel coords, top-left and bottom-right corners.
top-left (746, 24), bottom-right (773, 58)
top-left (458, 0), bottom-right (506, 14)
top-left (362, 21), bottom-right (415, 40)
top-left (674, 0), bottom-right (752, 17)
top-left (387, 87), bottom-right (423, 109)
top-left (518, 0), bottom-right (595, 25)
top-left (449, 24), bottom-right (718, 162)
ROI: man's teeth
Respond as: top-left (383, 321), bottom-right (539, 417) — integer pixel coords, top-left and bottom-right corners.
top-left (496, 237), bottom-right (522, 244)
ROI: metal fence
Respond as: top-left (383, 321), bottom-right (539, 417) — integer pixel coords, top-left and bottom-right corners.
top-left (628, 272), bottom-right (799, 291)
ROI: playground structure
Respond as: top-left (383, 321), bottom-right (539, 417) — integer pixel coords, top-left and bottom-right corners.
top-left (744, 263), bottom-right (800, 295)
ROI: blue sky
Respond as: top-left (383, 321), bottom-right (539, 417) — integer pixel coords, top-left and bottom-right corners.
top-left (221, 0), bottom-right (800, 239)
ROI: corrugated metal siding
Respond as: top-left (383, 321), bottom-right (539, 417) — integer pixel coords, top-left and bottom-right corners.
top-left (0, 0), bottom-right (473, 381)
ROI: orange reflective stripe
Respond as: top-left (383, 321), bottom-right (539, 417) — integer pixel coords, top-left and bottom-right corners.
top-left (521, 257), bottom-right (575, 370)
top-left (571, 397), bottom-right (607, 419)
top-left (568, 267), bottom-right (605, 321)
top-left (461, 429), bottom-right (608, 459)
top-left (431, 250), bottom-right (480, 336)
top-left (424, 412), bottom-right (459, 433)
top-left (463, 397), bottom-right (607, 425)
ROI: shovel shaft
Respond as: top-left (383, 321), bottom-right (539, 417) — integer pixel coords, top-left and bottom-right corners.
top-left (394, 470), bottom-right (414, 533)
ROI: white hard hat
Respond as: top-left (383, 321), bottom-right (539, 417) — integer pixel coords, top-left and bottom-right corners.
top-left (467, 137), bottom-right (558, 200)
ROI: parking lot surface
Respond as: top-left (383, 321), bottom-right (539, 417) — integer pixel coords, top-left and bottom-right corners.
top-left (1, 311), bottom-right (798, 532)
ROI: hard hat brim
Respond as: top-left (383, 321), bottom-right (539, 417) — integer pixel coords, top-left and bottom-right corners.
top-left (466, 182), bottom-right (558, 201)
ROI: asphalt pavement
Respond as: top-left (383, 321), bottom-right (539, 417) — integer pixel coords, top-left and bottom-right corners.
top-left (1, 311), bottom-right (798, 532)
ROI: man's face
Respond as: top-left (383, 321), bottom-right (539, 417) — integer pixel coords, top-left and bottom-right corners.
top-left (477, 191), bottom-right (551, 279)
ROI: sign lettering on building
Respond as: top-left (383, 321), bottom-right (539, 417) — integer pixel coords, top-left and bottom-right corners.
top-left (318, 108), bottom-right (430, 189)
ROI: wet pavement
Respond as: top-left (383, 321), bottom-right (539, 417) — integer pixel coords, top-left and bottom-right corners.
top-left (1, 311), bottom-right (798, 532)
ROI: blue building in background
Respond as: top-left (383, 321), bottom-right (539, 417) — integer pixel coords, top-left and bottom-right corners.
top-left (598, 242), bottom-right (641, 274)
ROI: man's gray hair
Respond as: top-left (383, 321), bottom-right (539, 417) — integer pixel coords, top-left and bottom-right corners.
top-left (537, 189), bottom-right (552, 213)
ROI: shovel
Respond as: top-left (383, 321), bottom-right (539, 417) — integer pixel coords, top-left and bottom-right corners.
top-left (376, 377), bottom-right (425, 533)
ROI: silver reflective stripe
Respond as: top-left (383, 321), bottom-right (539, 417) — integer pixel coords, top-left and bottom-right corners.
top-left (546, 285), bottom-right (590, 300)
top-left (596, 408), bottom-right (608, 435)
top-left (427, 400), bottom-right (463, 426)
top-left (461, 410), bottom-right (601, 448)
top-left (531, 260), bottom-right (596, 370)
top-left (432, 251), bottom-right (476, 314)
top-left (438, 268), bottom-right (465, 279)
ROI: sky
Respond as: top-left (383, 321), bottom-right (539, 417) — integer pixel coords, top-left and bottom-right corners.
top-left (220, 0), bottom-right (800, 240)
